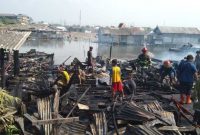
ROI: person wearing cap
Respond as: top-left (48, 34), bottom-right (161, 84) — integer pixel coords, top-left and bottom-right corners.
top-left (177, 55), bottom-right (198, 104)
top-left (137, 47), bottom-right (151, 68)
top-left (111, 59), bottom-right (124, 98)
top-left (87, 46), bottom-right (94, 68)
top-left (195, 51), bottom-right (200, 72)
top-left (160, 60), bottom-right (176, 84)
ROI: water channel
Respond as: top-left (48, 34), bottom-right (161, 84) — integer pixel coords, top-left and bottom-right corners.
top-left (20, 39), bottom-right (196, 65)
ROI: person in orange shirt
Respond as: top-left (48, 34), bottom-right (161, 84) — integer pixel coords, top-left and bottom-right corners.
top-left (111, 59), bottom-right (124, 98)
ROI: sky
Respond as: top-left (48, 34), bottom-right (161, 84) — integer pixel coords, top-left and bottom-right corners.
top-left (1, 0), bottom-right (200, 27)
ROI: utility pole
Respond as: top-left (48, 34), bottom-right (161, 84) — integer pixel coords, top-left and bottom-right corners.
top-left (79, 10), bottom-right (81, 27)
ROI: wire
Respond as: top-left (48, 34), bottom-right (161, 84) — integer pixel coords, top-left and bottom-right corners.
top-left (112, 100), bottom-right (119, 135)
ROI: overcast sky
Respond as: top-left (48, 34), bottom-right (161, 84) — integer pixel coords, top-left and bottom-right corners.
top-left (1, 0), bottom-right (200, 27)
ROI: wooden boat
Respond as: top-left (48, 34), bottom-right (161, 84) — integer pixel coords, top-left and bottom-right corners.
top-left (169, 43), bottom-right (200, 52)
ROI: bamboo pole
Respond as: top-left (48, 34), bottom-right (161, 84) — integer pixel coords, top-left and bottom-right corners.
top-left (53, 86), bottom-right (60, 135)
top-left (37, 98), bottom-right (43, 133)
top-left (49, 97), bottom-right (52, 134)
top-left (43, 98), bottom-right (47, 135)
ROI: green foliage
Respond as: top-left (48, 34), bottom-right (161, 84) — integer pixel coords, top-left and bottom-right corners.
top-left (5, 125), bottom-right (19, 135)
top-left (0, 89), bottom-right (21, 107)
top-left (0, 89), bottom-right (21, 134)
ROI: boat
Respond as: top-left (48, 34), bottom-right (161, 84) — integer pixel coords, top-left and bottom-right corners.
top-left (169, 43), bottom-right (200, 52)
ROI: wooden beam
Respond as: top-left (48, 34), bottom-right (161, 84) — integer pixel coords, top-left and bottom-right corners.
top-left (0, 48), bottom-right (5, 88)
top-left (66, 86), bottom-right (91, 118)
top-left (33, 117), bottom-right (79, 125)
top-left (24, 113), bottom-right (41, 130)
top-left (158, 126), bottom-right (196, 132)
top-left (24, 113), bottom-right (79, 125)
top-left (14, 116), bottom-right (24, 133)
top-left (14, 50), bottom-right (19, 76)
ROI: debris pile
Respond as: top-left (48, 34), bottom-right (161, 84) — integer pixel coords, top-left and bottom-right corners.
top-left (2, 50), bottom-right (200, 135)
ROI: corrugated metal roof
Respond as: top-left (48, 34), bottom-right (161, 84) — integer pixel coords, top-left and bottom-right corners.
top-left (130, 27), bottom-right (148, 35)
top-left (0, 30), bottom-right (31, 50)
top-left (9, 24), bottom-right (60, 32)
top-left (155, 26), bottom-right (200, 34)
top-left (109, 28), bottom-right (131, 35)
top-left (100, 27), bottom-right (148, 36)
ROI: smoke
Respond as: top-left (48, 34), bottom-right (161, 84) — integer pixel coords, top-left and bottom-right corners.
top-left (154, 51), bottom-right (195, 61)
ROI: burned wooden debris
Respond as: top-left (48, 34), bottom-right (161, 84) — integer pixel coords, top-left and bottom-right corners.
top-left (1, 50), bottom-right (200, 135)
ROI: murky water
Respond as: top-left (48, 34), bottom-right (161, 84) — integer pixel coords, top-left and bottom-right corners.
top-left (21, 40), bottom-right (98, 65)
top-left (20, 40), bottom-right (197, 64)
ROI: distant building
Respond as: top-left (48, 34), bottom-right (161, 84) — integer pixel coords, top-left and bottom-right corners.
top-left (66, 25), bottom-right (96, 33)
top-left (0, 13), bottom-right (18, 24)
top-left (148, 26), bottom-right (200, 45)
top-left (17, 14), bottom-right (33, 24)
top-left (98, 27), bottom-right (151, 45)
top-left (67, 26), bottom-right (84, 32)
top-left (0, 13), bottom-right (32, 24)
top-left (0, 13), bottom-right (17, 19)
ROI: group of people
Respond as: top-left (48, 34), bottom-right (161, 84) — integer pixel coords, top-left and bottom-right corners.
top-left (111, 47), bottom-right (151, 99)
top-left (111, 47), bottom-right (199, 104)
top-left (157, 53), bottom-right (199, 104)
top-left (55, 46), bottom-right (199, 104)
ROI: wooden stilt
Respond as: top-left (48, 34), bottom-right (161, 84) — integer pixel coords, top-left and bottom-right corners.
top-left (14, 50), bottom-right (19, 76)
top-left (0, 48), bottom-right (5, 88)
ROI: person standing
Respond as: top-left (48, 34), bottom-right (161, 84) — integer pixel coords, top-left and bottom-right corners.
top-left (195, 51), bottom-right (200, 72)
top-left (178, 55), bottom-right (198, 104)
top-left (111, 59), bottom-right (124, 98)
top-left (87, 46), bottom-right (93, 68)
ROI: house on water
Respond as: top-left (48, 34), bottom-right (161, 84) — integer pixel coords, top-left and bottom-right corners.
top-left (98, 27), bottom-right (151, 45)
top-left (147, 26), bottom-right (200, 45)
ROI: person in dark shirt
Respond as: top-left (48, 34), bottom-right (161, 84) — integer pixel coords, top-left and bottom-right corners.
top-left (137, 47), bottom-right (151, 68)
top-left (195, 51), bottom-right (200, 72)
top-left (177, 57), bottom-right (187, 80)
top-left (177, 55), bottom-right (198, 104)
top-left (87, 46), bottom-right (93, 68)
top-left (160, 60), bottom-right (176, 84)
top-left (123, 73), bottom-right (136, 97)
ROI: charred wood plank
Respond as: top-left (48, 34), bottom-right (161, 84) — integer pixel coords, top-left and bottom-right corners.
top-left (33, 117), bottom-right (79, 125)
top-left (158, 126), bottom-right (196, 132)
top-left (24, 113), bottom-right (41, 130)
top-left (66, 86), bottom-right (91, 118)
top-left (24, 113), bottom-right (79, 125)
